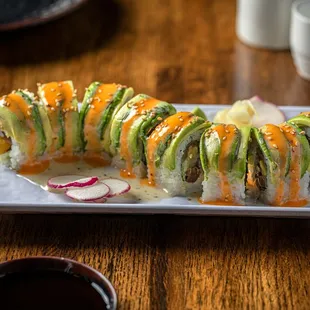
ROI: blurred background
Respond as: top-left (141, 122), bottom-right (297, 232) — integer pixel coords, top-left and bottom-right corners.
top-left (0, 0), bottom-right (309, 105)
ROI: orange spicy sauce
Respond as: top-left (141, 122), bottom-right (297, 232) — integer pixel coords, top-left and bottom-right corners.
top-left (146, 112), bottom-right (195, 186)
top-left (201, 124), bottom-right (238, 205)
top-left (83, 83), bottom-right (118, 166)
top-left (4, 93), bottom-right (49, 174)
top-left (119, 97), bottom-right (161, 178)
top-left (198, 197), bottom-right (241, 206)
top-left (262, 124), bottom-right (288, 206)
top-left (279, 124), bottom-right (308, 207)
top-left (41, 81), bottom-right (78, 162)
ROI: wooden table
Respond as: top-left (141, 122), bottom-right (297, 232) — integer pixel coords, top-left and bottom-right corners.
top-left (0, 0), bottom-right (309, 309)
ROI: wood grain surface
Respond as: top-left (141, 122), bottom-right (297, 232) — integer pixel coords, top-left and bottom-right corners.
top-left (0, 0), bottom-right (310, 309)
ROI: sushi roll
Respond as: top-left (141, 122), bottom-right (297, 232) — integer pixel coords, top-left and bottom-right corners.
top-left (79, 82), bottom-right (134, 166)
top-left (252, 123), bottom-right (310, 207)
top-left (110, 94), bottom-right (176, 178)
top-left (146, 112), bottom-right (210, 196)
top-left (0, 89), bottom-right (52, 174)
top-left (199, 124), bottom-right (251, 205)
top-left (37, 81), bottom-right (81, 162)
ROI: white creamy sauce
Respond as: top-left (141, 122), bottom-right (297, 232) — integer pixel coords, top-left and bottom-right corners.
top-left (18, 161), bottom-right (171, 203)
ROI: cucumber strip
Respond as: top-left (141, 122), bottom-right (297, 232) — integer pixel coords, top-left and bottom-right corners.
top-left (78, 82), bottom-right (100, 150)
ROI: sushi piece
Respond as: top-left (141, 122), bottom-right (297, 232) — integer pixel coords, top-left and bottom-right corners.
top-left (146, 112), bottom-right (210, 196)
top-left (79, 82), bottom-right (134, 166)
top-left (38, 81), bottom-right (81, 162)
top-left (110, 94), bottom-right (176, 178)
top-left (252, 123), bottom-right (310, 207)
top-left (199, 124), bottom-right (251, 205)
top-left (0, 89), bottom-right (52, 174)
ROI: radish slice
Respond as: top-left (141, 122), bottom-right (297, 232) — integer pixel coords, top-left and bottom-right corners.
top-left (249, 97), bottom-right (286, 127)
top-left (48, 175), bottom-right (99, 190)
top-left (66, 182), bottom-right (110, 202)
top-left (101, 178), bottom-right (131, 197)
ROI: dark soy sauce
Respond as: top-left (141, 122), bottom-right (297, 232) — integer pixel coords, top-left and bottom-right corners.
top-left (0, 270), bottom-right (111, 310)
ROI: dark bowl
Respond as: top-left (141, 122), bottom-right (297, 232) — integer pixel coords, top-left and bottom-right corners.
top-left (0, 0), bottom-right (89, 31)
top-left (0, 256), bottom-right (117, 309)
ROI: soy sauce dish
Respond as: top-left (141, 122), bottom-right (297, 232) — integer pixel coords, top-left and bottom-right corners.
top-left (0, 256), bottom-right (117, 310)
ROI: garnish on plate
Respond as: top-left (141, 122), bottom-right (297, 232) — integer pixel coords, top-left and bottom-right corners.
top-left (213, 96), bottom-right (285, 128)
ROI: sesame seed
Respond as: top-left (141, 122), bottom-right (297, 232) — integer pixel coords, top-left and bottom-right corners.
top-left (279, 128), bottom-right (283, 132)
top-left (58, 83), bottom-right (62, 87)
top-left (51, 88), bottom-right (55, 92)
top-left (300, 131), bottom-right (305, 135)
top-left (157, 117), bottom-right (163, 121)
top-left (141, 103), bottom-right (145, 107)
top-left (91, 105), bottom-right (95, 109)
top-left (105, 99), bottom-right (110, 103)
top-left (51, 107), bottom-right (55, 111)
top-left (27, 111), bottom-right (31, 116)
top-left (290, 131), bottom-right (295, 135)
top-left (222, 136), bottom-right (227, 140)
top-left (267, 137), bottom-right (272, 140)
top-left (273, 144), bottom-right (278, 149)
top-left (57, 93), bottom-right (62, 97)
top-left (179, 118), bottom-right (184, 122)
top-left (56, 102), bottom-right (60, 107)
top-left (225, 130), bottom-right (229, 133)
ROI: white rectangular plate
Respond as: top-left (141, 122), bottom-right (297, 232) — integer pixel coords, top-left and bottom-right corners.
top-left (1, 104), bottom-right (310, 218)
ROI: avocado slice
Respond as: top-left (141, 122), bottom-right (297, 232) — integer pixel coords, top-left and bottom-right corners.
top-left (0, 102), bottom-right (28, 156)
top-left (201, 125), bottom-right (221, 172)
top-left (101, 87), bottom-right (134, 153)
top-left (38, 80), bottom-right (81, 153)
top-left (80, 82), bottom-right (134, 153)
top-left (16, 90), bottom-right (47, 156)
top-left (288, 114), bottom-right (310, 142)
top-left (116, 98), bottom-right (176, 165)
top-left (79, 82), bottom-right (100, 150)
top-left (233, 126), bottom-right (252, 179)
top-left (192, 106), bottom-right (207, 120)
top-left (163, 119), bottom-right (210, 171)
top-left (282, 123), bottom-right (310, 177)
top-left (110, 94), bottom-right (149, 155)
top-left (201, 124), bottom-right (241, 174)
top-left (252, 126), bottom-right (290, 184)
